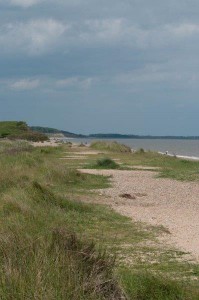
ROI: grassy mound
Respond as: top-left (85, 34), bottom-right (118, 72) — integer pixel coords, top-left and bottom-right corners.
top-left (0, 121), bottom-right (48, 141)
top-left (11, 131), bottom-right (49, 142)
top-left (90, 141), bottom-right (132, 153)
top-left (0, 121), bottom-right (28, 137)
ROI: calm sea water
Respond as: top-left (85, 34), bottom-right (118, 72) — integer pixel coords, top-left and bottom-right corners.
top-left (65, 138), bottom-right (199, 158)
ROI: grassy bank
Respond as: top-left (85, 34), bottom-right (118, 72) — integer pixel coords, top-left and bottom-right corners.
top-left (88, 142), bottom-right (199, 181)
top-left (0, 140), bottom-right (198, 299)
top-left (125, 150), bottom-right (199, 181)
top-left (90, 141), bottom-right (132, 153)
top-left (0, 121), bottom-right (48, 141)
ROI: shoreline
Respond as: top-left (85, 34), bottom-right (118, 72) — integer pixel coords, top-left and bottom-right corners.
top-left (59, 137), bottom-right (199, 161)
top-left (158, 151), bottom-right (199, 161)
top-left (32, 138), bottom-right (199, 161)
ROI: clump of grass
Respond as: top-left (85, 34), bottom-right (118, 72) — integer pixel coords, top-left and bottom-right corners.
top-left (0, 140), bottom-right (33, 154)
top-left (51, 228), bottom-right (125, 299)
top-left (96, 158), bottom-right (120, 169)
top-left (0, 225), bottom-right (124, 299)
top-left (90, 141), bottom-right (132, 153)
top-left (43, 165), bottom-right (110, 190)
top-left (135, 148), bottom-right (145, 154)
top-left (31, 181), bottom-right (92, 213)
top-left (88, 157), bottom-right (120, 170)
top-left (120, 269), bottom-right (199, 300)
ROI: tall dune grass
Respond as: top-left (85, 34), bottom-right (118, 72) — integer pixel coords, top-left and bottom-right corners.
top-left (90, 141), bottom-right (132, 153)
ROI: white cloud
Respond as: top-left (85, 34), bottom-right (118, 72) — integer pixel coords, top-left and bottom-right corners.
top-left (1, 0), bottom-right (84, 8)
top-left (114, 59), bottom-right (199, 89)
top-left (10, 78), bottom-right (40, 90)
top-left (167, 23), bottom-right (199, 37)
top-left (56, 77), bottom-right (94, 89)
top-left (8, 0), bottom-right (43, 8)
top-left (78, 19), bottom-right (199, 49)
top-left (0, 76), bottom-right (95, 92)
top-left (0, 19), bottom-right (68, 56)
top-left (81, 19), bottom-right (124, 42)
top-left (1, 16), bottom-right (199, 57)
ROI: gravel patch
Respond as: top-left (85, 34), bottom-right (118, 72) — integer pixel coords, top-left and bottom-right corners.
top-left (80, 169), bottom-right (199, 261)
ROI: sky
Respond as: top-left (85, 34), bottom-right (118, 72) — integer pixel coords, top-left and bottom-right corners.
top-left (0, 0), bottom-right (199, 135)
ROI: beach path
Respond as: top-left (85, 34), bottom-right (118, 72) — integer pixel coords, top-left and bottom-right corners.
top-left (80, 169), bottom-right (199, 261)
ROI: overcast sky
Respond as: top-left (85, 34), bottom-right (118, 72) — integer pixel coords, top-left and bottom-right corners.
top-left (0, 0), bottom-right (199, 135)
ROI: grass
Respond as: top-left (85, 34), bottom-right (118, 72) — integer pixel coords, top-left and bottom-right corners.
top-left (100, 149), bottom-right (199, 181)
top-left (90, 141), bottom-right (132, 153)
top-left (0, 121), bottom-right (48, 141)
top-left (0, 121), bottom-right (28, 137)
top-left (132, 151), bottom-right (199, 181)
top-left (0, 140), bottom-right (198, 299)
top-left (120, 269), bottom-right (199, 300)
top-left (85, 157), bottom-right (121, 170)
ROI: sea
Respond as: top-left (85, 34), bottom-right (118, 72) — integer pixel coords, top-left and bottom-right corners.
top-left (62, 138), bottom-right (199, 159)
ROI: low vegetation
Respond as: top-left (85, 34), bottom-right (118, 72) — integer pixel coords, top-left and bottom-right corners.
top-left (89, 145), bottom-right (199, 181)
top-left (0, 121), bottom-right (28, 137)
top-left (90, 141), bottom-right (132, 153)
top-left (0, 140), bottom-right (198, 299)
top-left (128, 150), bottom-right (199, 181)
top-left (86, 158), bottom-right (120, 169)
top-left (0, 121), bottom-right (48, 141)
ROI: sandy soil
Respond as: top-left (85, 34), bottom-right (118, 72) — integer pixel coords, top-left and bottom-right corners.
top-left (31, 140), bottom-right (61, 147)
top-left (80, 169), bottom-right (199, 261)
top-left (69, 151), bottom-right (105, 155)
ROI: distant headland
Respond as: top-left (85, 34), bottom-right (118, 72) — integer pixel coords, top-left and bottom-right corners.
top-left (1, 122), bottom-right (199, 141)
top-left (31, 126), bottom-right (199, 140)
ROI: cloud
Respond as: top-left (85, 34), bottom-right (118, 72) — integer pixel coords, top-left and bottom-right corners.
top-left (1, 16), bottom-right (199, 58)
top-left (0, 19), bottom-right (68, 56)
top-left (10, 78), bottom-right (40, 90)
top-left (73, 19), bottom-right (199, 49)
top-left (0, 76), bottom-right (95, 92)
top-left (1, 0), bottom-right (85, 8)
top-left (168, 23), bottom-right (199, 37)
top-left (5, 0), bottom-right (43, 8)
top-left (56, 77), bottom-right (94, 89)
top-left (81, 19), bottom-right (124, 43)
top-left (114, 59), bottom-right (199, 91)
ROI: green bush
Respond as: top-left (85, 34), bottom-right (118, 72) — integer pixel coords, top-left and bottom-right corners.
top-left (10, 131), bottom-right (49, 142)
top-left (0, 121), bottom-right (48, 141)
top-left (94, 158), bottom-right (120, 169)
top-left (135, 148), bottom-right (145, 154)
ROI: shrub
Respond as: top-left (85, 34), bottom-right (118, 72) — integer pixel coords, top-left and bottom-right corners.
top-left (10, 131), bottom-right (49, 142)
top-left (0, 132), bottom-right (9, 138)
top-left (135, 148), bottom-right (145, 154)
top-left (95, 158), bottom-right (120, 169)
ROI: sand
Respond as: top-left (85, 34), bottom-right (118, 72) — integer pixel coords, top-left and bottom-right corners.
top-left (31, 140), bottom-right (61, 147)
top-left (80, 169), bottom-right (199, 261)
